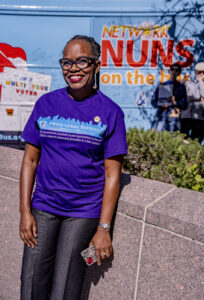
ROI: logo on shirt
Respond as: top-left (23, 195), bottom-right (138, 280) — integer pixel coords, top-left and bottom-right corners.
top-left (39, 121), bottom-right (47, 128)
top-left (37, 115), bottom-right (107, 139)
top-left (94, 116), bottom-right (100, 123)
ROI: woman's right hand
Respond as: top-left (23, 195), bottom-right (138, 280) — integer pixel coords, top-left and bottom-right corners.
top-left (19, 212), bottom-right (38, 248)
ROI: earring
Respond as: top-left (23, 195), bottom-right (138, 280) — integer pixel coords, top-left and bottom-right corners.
top-left (93, 73), bottom-right (97, 89)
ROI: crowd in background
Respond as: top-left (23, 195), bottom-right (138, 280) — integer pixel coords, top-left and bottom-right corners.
top-left (151, 62), bottom-right (204, 144)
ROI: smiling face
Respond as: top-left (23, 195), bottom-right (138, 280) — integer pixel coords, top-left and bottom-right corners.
top-left (62, 40), bottom-right (100, 92)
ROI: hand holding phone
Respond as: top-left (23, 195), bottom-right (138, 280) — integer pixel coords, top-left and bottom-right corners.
top-left (81, 245), bottom-right (97, 266)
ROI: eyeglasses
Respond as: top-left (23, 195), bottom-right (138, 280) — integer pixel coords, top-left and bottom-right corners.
top-left (170, 68), bottom-right (180, 73)
top-left (59, 56), bottom-right (96, 71)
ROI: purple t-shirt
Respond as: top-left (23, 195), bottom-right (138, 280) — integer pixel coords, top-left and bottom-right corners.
top-left (22, 88), bottom-right (127, 218)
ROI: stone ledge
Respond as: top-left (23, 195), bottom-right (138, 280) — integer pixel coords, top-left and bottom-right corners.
top-left (1, 146), bottom-right (203, 243)
top-left (118, 173), bottom-right (175, 220)
top-left (145, 187), bottom-right (204, 243)
top-left (0, 147), bottom-right (204, 300)
top-left (0, 146), bottom-right (23, 180)
top-left (119, 173), bottom-right (204, 243)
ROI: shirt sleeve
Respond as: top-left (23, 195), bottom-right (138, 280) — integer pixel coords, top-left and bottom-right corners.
top-left (199, 80), bottom-right (204, 98)
top-left (175, 84), bottom-right (187, 110)
top-left (21, 104), bottom-right (40, 147)
top-left (104, 114), bottom-right (127, 159)
top-left (151, 86), bottom-right (159, 108)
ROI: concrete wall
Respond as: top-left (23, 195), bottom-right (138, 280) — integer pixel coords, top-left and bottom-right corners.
top-left (0, 146), bottom-right (203, 300)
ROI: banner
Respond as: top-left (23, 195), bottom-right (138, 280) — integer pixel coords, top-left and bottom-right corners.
top-left (1, 68), bottom-right (51, 103)
top-left (93, 16), bottom-right (197, 129)
top-left (0, 43), bottom-right (28, 97)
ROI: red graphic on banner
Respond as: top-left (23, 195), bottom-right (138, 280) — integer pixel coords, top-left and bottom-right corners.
top-left (101, 24), bottom-right (195, 69)
top-left (0, 43), bottom-right (27, 96)
top-left (127, 40), bottom-right (149, 67)
top-left (101, 39), bottom-right (194, 68)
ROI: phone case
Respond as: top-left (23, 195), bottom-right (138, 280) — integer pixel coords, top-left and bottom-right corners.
top-left (81, 245), bottom-right (97, 266)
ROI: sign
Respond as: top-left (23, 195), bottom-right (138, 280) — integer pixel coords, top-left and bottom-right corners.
top-left (0, 43), bottom-right (28, 97)
top-left (1, 68), bottom-right (51, 104)
top-left (92, 16), bottom-right (197, 129)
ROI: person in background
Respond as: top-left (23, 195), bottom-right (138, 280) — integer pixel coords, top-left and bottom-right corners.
top-left (180, 62), bottom-right (204, 144)
top-left (151, 63), bottom-right (187, 132)
top-left (19, 35), bottom-right (127, 300)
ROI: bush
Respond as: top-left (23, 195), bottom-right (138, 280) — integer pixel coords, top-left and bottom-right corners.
top-left (123, 128), bottom-right (204, 193)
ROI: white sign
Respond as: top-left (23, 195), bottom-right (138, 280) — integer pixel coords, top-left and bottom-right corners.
top-left (1, 67), bottom-right (51, 104)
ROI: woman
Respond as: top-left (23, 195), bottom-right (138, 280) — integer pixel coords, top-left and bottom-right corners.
top-left (19, 35), bottom-right (127, 300)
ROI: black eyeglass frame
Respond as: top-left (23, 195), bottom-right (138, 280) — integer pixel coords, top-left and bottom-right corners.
top-left (170, 67), bottom-right (181, 73)
top-left (59, 56), bottom-right (97, 70)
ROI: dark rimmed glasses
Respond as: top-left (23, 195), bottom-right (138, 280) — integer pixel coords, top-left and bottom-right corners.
top-left (59, 56), bottom-right (96, 71)
top-left (170, 67), bottom-right (180, 73)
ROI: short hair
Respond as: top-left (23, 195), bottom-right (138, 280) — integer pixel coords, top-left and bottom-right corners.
top-left (63, 35), bottom-right (101, 59)
top-left (170, 63), bottom-right (181, 74)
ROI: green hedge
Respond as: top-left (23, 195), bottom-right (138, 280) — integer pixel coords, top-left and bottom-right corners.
top-left (123, 128), bottom-right (204, 193)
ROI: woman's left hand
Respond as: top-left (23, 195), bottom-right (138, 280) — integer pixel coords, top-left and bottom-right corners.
top-left (89, 226), bottom-right (112, 266)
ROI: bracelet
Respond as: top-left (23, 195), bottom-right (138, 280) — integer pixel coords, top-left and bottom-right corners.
top-left (98, 223), bottom-right (110, 229)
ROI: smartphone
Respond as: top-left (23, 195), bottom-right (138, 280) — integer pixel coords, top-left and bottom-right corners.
top-left (81, 245), bottom-right (97, 266)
